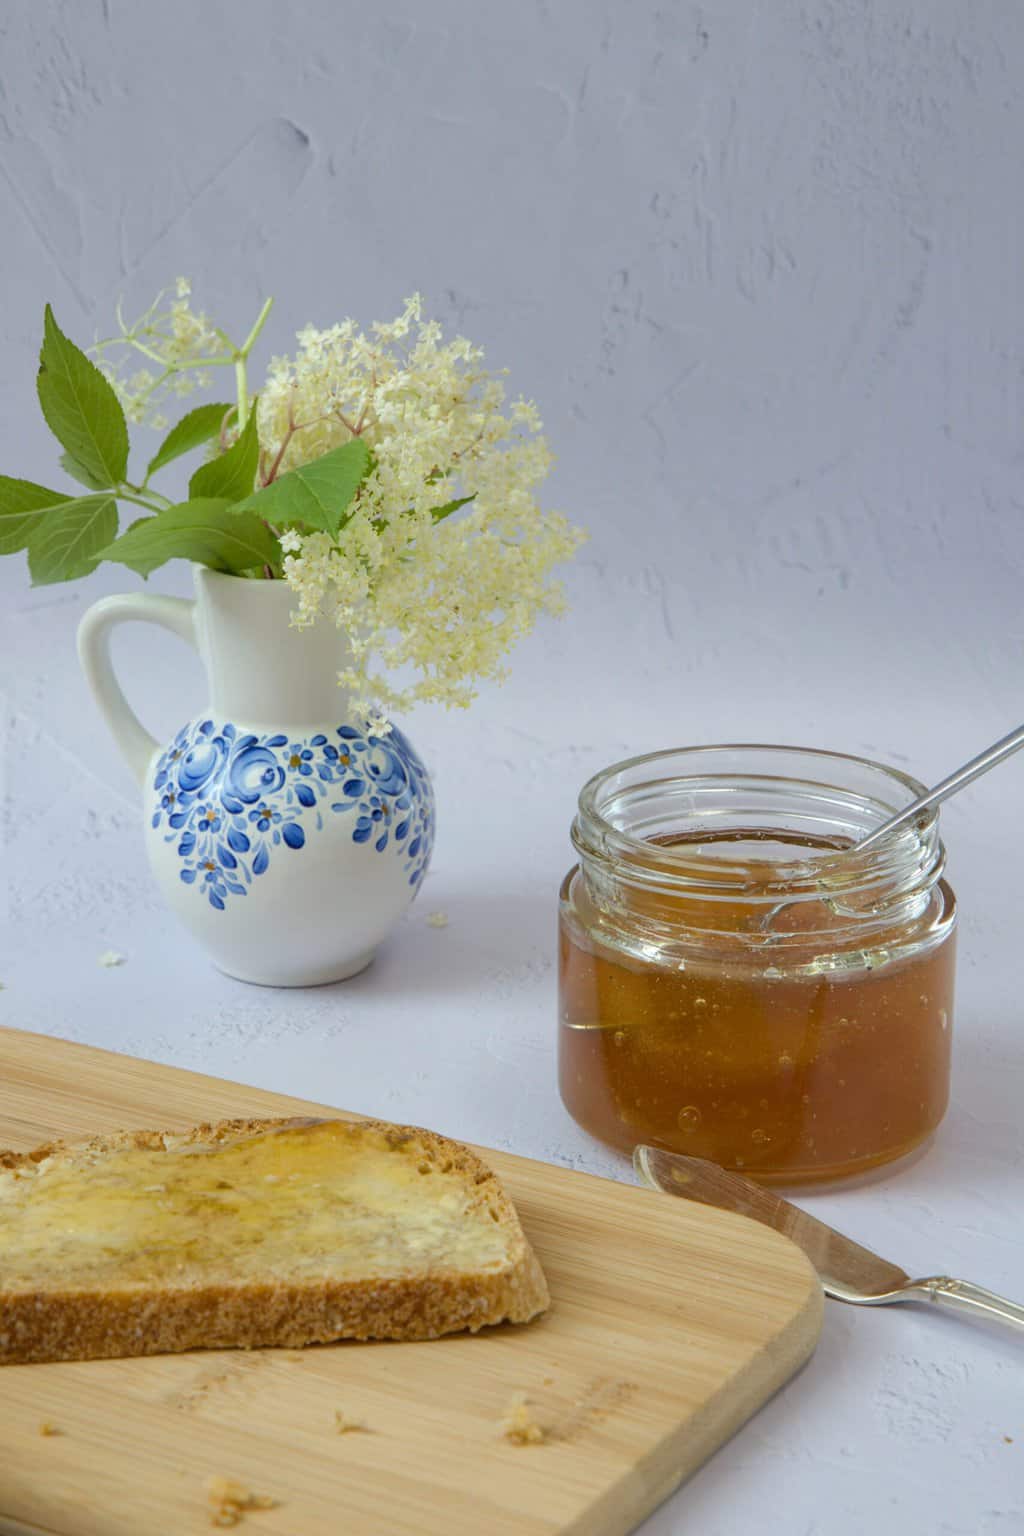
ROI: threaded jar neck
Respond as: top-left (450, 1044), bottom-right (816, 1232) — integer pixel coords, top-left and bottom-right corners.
top-left (571, 744), bottom-right (947, 960)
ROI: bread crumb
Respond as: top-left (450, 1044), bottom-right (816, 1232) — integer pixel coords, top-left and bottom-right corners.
top-left (98, 950), bottom-right (126, 968)
top-left (426, 910), bottom-right (449, 928)
top-left (1005, 1435), bottom-right (1014, 1444)
top-left (38, 1420), bottom-right (60, 1436)
top-left (501, 1392), bottom-right (545, 1446)
top-left (334, 1409), bottom-right (369, 1434)
top-left (206, 1475), bottom-right (276, 1526)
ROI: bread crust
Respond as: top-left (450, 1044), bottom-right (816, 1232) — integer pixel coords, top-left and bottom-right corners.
top-left (0, 1116), bottom-right (550, 1365)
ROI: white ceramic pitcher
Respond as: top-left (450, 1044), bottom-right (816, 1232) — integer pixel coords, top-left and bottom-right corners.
top-left (78, 567), bottom-right (434, 986)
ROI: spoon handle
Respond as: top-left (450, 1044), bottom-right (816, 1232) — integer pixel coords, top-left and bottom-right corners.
top-left (856, 722), bottom-right (1024, 851)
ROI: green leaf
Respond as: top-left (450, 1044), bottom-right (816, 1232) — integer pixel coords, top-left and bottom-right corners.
top-left (0, 476), bottom-right (70, 555)
top-left (59, 451), bottom-right (111, 491)
top-left (188, 408), bottom-right (259, 503)
top-left (27, 493), bottom-right (118, 585)
top-left (234, 437), bottom-right (370, 536)
top-left (112, 516), bottom-right (166, 578)
top-left (99, 498), bottom-right (279, 577)
top-left (430, 494), bottom-right (475, 524)
top-left (147, 403), bottom-right (234, 480)
top-left (37, 305), bottom-right (129, 486)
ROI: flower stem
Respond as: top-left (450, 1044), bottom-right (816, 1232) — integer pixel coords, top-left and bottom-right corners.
top-left (240, 297), bottom-right (274, 357)
top-left (122, 480), bottom-right (172, 509)
top-left (235, 357), bottom-right (250, 431)
top-left (117, 486), bottom-right (167, 514)
top-left (234, 297), bottom-right (274, 431)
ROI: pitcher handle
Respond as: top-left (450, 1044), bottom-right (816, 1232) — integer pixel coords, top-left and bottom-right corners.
top-left (78, 593), bottom-right (198, 786)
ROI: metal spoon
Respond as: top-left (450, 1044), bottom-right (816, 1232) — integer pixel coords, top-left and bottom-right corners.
top-left (759, 722), bottom-right (1024, 933)
top-left (853, 720), bottom-right (1024, 852)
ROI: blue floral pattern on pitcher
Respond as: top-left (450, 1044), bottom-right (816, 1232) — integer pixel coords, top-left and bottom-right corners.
top-left (152, 720), bottom-right (434, 909)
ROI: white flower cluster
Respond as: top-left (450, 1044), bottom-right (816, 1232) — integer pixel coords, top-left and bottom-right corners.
top-left (92, 279), bottom-right (223, 428)
top-left (259, 296), bottom-right (584, 714)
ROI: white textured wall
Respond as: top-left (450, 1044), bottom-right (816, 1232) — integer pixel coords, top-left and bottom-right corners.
top-left (6, 1), bottom-right (1024, 913)
top-left (2, 8), bottom-right (1024, 1533)
top-left (2, 1), bottom-right (1024, 750)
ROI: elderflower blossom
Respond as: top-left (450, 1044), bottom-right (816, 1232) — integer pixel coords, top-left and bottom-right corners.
top-left (92, 278), bottom-right (224, 425)
top-left (259, 296), bottom-right (584, 714)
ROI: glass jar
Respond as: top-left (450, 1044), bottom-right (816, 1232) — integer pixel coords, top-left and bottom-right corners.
top-left (558, 746), bottom-right (957, 1185)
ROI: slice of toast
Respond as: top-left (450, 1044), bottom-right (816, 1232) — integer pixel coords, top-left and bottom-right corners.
top-left (0, 1116), bottom-right (549, 1364)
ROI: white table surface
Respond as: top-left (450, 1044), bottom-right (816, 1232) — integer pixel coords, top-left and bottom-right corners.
top-left (2, 560), bottom-right (1022, 1536)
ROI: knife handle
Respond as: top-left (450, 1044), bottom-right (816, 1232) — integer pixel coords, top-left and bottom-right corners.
top-left (908, 1276), bottom-right (1024, 1334)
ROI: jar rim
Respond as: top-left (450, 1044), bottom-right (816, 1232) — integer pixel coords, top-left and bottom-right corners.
top-left (574, 742), bottom-right (942, 907)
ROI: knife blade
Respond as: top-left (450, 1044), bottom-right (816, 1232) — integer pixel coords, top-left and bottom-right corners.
top-left (634, 1145), bottom-right (913, 1297)
top-left (635, 1146), bottom-right (1024, 1333)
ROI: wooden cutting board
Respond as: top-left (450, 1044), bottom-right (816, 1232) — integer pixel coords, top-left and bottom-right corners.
top-left (0, 1027), bottom-right (822, 1536)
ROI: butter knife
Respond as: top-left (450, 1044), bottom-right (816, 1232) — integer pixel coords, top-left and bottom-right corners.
top-left (634, 1146), bottom-right (1024, 1334)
